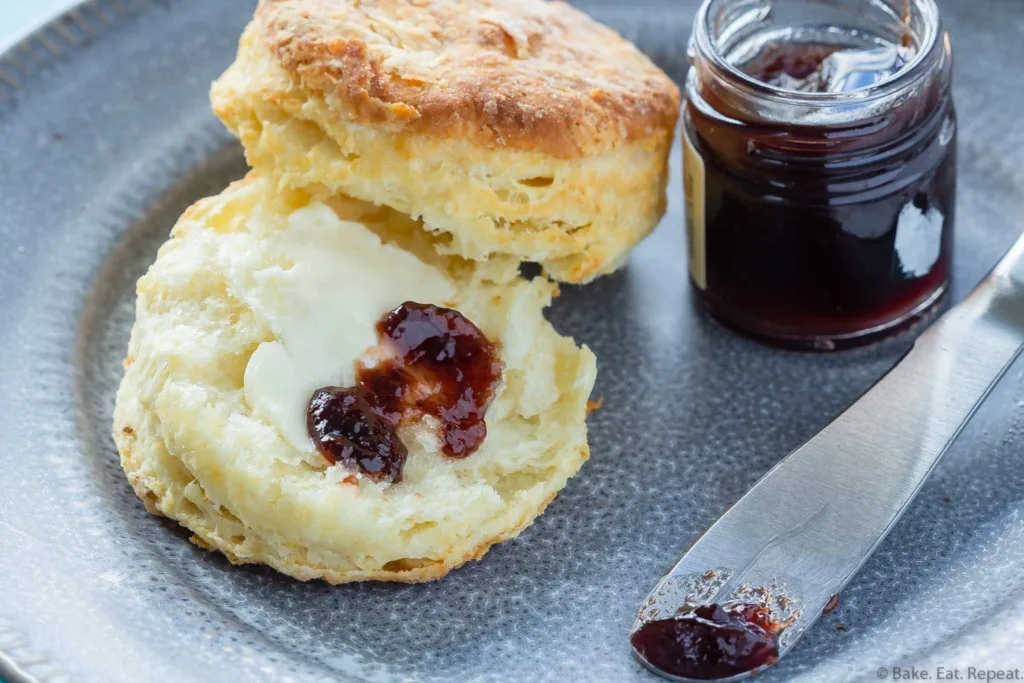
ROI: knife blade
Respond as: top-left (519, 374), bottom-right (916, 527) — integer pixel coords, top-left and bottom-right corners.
top-left (633, 232), bottom-right (1024, 681)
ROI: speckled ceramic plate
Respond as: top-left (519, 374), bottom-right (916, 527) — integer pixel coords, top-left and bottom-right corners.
top-left (1, 1), bottom-right (1023, 682)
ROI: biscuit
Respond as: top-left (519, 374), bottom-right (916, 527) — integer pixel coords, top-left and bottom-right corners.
top-left (113, 174), bottom-right (596, 583)
top-left (211, 0), bottom-right (680, 283)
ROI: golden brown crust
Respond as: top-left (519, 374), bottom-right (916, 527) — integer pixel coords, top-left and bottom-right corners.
top-left (255, 0), bottom-right (680, 159)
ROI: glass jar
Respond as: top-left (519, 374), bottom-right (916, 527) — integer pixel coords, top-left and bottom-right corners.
top-left (683, 0), bottom-right (956, 350)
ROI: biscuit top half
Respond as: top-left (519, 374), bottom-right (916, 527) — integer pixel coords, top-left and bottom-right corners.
top-left (255, 0), bottom-right (680, 158)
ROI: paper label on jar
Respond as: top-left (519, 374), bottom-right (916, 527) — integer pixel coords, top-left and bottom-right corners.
top-left (683, 126), bottom-right (707, 290)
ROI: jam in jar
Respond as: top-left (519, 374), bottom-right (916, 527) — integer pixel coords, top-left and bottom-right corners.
top-left (684, 0), bottom-right (956, 349)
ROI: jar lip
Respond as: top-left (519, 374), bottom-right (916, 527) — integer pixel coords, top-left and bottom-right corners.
top-left (692, 0), bottom-right (943, 104)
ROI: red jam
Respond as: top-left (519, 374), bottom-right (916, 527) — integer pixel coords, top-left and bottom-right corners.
top-left (306, 302), bottom-right (502, 483)
top-left (307, 386), bottom-right (407, 483)
top-left (745, 44), bottom-right (841, 90)
top-left (741, 43), bottom-right (913, 93)
top-left (823, 593), bottom-right (840, 615)
top-left (685, 5), bottom-right (956, 349)
top-left (631, 603), bottom-right (782, 680)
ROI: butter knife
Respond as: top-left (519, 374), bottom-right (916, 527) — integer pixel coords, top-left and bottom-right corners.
top-left (632, 232), bottom-right (1024, 681)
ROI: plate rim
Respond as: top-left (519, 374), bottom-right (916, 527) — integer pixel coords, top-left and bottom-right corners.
top-left (0, 2), bottom-right (147, 682)
top-left (2, 1), bottom-right (1024, 681)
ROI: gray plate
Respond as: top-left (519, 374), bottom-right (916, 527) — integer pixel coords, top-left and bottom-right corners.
top-left (1, 1), bottom-right (1023, 682)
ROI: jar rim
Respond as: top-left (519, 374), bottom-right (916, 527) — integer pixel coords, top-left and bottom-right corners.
top-left (691, 0), bottom-right (944, 105)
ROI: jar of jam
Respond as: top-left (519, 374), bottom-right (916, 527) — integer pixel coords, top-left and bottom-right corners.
top-left (683, 0), bottom-right (956, 349)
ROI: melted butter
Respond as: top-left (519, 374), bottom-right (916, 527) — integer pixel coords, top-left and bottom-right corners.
top-left (242, 203), bottom-right (455, 451)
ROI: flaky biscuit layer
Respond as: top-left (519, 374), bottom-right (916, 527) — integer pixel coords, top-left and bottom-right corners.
top-left (113, 174), bottom-right (596, 583)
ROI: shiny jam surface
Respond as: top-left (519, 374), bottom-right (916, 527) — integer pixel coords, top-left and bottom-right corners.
top-left (307, 386), bottom-right (407, 483)
top-left (631, 603), bottom-right (781, 680)
top-left (743, 43), bottom-right (841, 90)
top-left (741, 43), bottom-right (911, 93)
top-left (687, 41), bottom-right (957, 348)
top-left (306, 302), bottom-right (502, 483)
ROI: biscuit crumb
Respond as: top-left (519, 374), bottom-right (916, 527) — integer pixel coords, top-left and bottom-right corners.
top-left (341, 475), bottom-right (359, 487)
top-left (586, 396), bottom-right (603, 415)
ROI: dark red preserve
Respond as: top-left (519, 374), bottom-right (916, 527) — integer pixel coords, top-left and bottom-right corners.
top-left (684, 0), bottom-right (956, 349)
top-left (306, 302), bottom-right (502, 483)
top-left (631, 602), bottom-right (782, 680)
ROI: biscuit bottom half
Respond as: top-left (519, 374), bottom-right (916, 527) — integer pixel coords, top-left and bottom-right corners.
top-left (113, 174), bottom-right (596, 583)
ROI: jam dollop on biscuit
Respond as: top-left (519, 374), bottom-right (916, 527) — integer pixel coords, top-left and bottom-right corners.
top-left (307, 302), bottom-right (502, 482)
